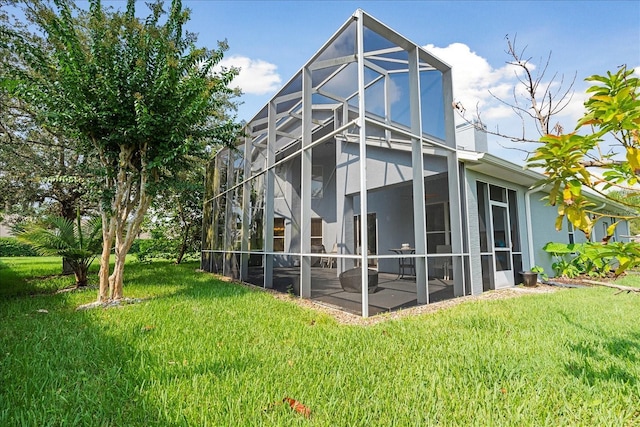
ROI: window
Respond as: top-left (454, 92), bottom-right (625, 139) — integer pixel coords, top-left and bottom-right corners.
top-left (602, 219), bottom-right (616, 242)
top-left (508, 190), bottom-right (520, 251)
top-left (354, 213), bottom-right (378, 266)
top-left (609, 217), bottom-right (616, 242)
top-left (311, 218), bottom-right (323, 247)
top-left (489, 184), bottom-right (506, 203)
top-left (312, 166), bottom-right (323, 198)
top-left (273, 218), bottom-right (285, 252)
top-left (568, 222), bottom-right (575, 244)
top-left (477, 182), bottom-right (489, 252)
top-left (426, 203), bottom-right (450, 253)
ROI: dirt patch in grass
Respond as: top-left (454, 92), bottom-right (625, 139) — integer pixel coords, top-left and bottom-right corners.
top-left (76, 297), bottom-right (147, 311)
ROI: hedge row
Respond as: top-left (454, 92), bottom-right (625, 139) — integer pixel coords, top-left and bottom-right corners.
top-left (0, 237), bottom-right (193, 260)
top-left (0, 238), bottom-right (40, 257)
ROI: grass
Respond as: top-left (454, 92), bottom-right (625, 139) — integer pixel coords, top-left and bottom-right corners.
top-left (1, 257), bottom-right (639, 426)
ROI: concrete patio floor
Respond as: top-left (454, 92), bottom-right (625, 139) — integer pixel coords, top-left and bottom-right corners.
top-left (244, 266), bottom-right (455, 316)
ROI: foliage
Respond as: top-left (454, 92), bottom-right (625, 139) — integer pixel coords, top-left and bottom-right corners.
top-left (2, 0), bottom-right (241, 301)
top-left (143, 164), bottom-right (206, 264)
top-left (608, 190), bottom-right (640, 235)
top-left (13, 213), bottom-right (102, 286)
top-left (1, 259), bottom-right (639, 424)
top-left (0, 237), bottom-right (40, 257)
top-left (134, 238), bottom-right (198, 263)
top-left (528, 67), bottom-right (640, 240)
top-left (529, 265), bottom-right (548, 281)
top-left (457, 42), bottom-right (640, 277)
top-left (542, 240), bottom-right (640, 278)
top-left (0, 2), bottom-right (98, 221)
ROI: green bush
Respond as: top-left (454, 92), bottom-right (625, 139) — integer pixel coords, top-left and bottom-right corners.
top-left (136, 238), bottom-right (178, 262)
top-left (129, 239), bottom-right (142, 254)
top-left (134, 238), bottom-right (199, 263)
top-left (0, 238), bottom-right (40, 257)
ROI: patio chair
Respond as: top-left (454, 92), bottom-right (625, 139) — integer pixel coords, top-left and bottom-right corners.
top-left (434, 245), bottom-right (452, 280)
top-left (320, 242), bottom-right (337, 268)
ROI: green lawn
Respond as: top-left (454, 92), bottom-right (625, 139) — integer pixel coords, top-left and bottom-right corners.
top-left (1, 257), bottom-right (639, 426)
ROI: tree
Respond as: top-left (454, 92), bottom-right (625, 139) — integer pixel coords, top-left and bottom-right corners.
top-left (14, 212), bottom-right (102, 287)
top-left (143, 164), bottom-right (206, 264)
top-left (3, 0), bottom-right (240, 301)
top-left (1, 2), bottom-right (91, 220)
top-left (456, 37), bottom-right (640, 276)
top-left (527, 67), bottom-right (639, 241)
top-left (455, 36), bottom-right (576, 145)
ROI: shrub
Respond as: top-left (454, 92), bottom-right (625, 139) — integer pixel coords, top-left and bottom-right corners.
top-left (135, 238), bottom-right (199, 263)
top-left (0, 238), bottom-right (40, 257)
top-left (136, 238), bottom-right (178, 263)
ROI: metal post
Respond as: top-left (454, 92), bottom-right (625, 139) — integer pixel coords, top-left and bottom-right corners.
top-left (408, 47), bottom-right (428, 304)
top-left (264, 101), bottom-right (276, 288)
top-left (356, 10), bottom-right (369, 317)
top-left (300, 66), bottom-right (313, 298)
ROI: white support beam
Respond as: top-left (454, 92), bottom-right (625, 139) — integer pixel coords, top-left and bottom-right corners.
top-left (442, 67), bottom-right (464, 296)
top-left (263, 101), bottom-right (276, 288)
top-left (240, 136), bottom-right (251, 282)
top-left (356, 10), bottom-right (370, 318)
top-left (274, 91), bottom-right (303, 105)
top-left (300, 65), bottom-right (313, 299)
top-left (308, 54), bottom-right (357, 71)
top-left (408, 47), bottom-right (428, 305)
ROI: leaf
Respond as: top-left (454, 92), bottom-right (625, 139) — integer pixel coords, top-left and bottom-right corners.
top-left (626, 147), bottom-right (640, 173)
top-left (554, 215), bottom-right (564, 231)
top-left (283, 397), bottom-right (311, 418)
top-left (543, 241), bottom-right (576, 254)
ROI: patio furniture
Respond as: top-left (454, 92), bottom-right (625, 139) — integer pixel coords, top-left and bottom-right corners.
top-left (339, 267), bottom-right (378, 293)
top-left (434, 245), bottom-right (452, 280)
top-left (311, 244), bottom-right (325, 267)
top-left (320, 242), bottom-right (337, 268)
top-left (389, 247), bottom-right (415, 279)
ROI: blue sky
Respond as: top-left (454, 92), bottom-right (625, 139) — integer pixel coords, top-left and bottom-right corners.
top-left (61, 1), bottom-right (640, 160)
top-left (184, 0), bottom-right (639, 162)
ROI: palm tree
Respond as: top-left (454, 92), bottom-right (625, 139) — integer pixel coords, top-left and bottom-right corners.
top-left (15, 212), bottom-right (102, 287)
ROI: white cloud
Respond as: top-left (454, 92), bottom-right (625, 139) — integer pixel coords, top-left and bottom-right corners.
top-left (423, 43), bottom-right (584, 128)
top-left (218, 55), bottom-right (282, 96)
top-left (423, 43), bottom-right (515, 120)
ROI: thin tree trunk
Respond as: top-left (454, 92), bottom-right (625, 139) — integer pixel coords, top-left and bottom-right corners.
top-left (108, 188), bottom-right (153, 299)
top-left (98, 210), bottom-right (116, 302)
top-left (109, 245), bottom-right (127, 300)
top-left (175, 224), bottom-right (190, 264)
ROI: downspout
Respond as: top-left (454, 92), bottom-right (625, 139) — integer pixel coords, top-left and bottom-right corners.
top-left (525, 185), bottom-right (544, 269)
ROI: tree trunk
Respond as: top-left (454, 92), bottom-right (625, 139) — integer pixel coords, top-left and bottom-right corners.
top-left (107, 186), bottom-right (153, 299)
top-left (109, 246), bottom-right (127, 300)
top-left (74, 265), bottom-right (88, 287)
top-left (97, 145), bottom-right (153, 301)
top-left (98, 211), bottom-right (116, 302)
top-left (175, 224), bottom-right (190, 264)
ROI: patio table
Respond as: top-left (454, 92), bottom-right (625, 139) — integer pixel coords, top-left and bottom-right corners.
top-left (389, 247), bottom-right (415, 279)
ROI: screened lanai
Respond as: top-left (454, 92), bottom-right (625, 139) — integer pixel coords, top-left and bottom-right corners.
top-left (201, 9), bottom-right (470, 317)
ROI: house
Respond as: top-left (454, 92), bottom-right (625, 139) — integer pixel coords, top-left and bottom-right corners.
top-left (200, 10), bottom-right (630, 317)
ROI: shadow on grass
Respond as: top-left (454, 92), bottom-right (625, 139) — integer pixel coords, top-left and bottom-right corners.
top-left (0, 289), bottom-right (182, 425)
top-left (559, 310), bottom-right (639, 386)
top-left (0, 260), bottom-right (253, 425)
